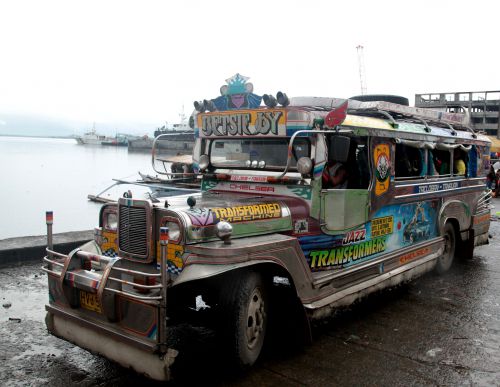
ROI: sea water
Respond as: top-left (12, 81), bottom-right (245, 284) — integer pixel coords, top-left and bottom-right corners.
top-left (0, 136), bottom-right (163, 240)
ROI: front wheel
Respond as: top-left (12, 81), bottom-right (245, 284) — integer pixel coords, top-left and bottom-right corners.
top-left (220, 271), bottom-right (268, 368)
top-left (436, 223), bottom-right (456, 274)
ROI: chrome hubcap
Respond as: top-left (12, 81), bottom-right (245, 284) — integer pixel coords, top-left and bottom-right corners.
top-left (246, 287), bottom-right (265, 349)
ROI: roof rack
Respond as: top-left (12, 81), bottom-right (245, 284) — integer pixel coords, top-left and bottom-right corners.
top-left (347, 100), bottom-right (472, 129)
top-left (289, 97), bottom-right (475, 135)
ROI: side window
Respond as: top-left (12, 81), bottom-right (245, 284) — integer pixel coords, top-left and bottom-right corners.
top-left (323, 136), bottom-right (370, 189)
top-left (349, 139), bottom-right (370, 189)
top-left (356, 142), bottom-right (371, 189)
top-left (395, 144), bottom-right (424, 179)
top-left (429, 149), bottom-right (451, 176)
top-left (452, 148), bottom-right (468, 176)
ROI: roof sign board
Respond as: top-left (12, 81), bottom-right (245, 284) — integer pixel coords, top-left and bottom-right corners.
top-left (198, 109), bottom-right (287, 137)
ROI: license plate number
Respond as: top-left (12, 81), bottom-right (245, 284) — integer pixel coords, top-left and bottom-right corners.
top-left (80, 291), bottom-right (101, 313)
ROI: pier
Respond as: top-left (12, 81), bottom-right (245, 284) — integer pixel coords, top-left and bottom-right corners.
top-left (0, 230), bottom-right (93, 267)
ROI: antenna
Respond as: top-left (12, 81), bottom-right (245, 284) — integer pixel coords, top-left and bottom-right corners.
top-left (356, 45), bottom-right (367, 95)
top-left (179, 105), bottom-right (186, 124)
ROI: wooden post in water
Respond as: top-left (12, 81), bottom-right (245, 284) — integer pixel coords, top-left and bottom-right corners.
top-left (46, 211), bottom-right (53, 267)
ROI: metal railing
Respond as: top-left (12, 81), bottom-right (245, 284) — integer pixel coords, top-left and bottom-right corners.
top-left (476, 189), bottom-right (493, 213)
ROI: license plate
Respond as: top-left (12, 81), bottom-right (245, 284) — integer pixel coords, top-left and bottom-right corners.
top-left (80, 290), bottom-right (102, 313)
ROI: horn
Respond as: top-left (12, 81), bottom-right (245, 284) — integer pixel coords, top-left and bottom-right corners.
top-left (203, 99), bottom-right (216, 112)
top-left (194, 100), bottom-right (205, 112)
top-left (263, 94), bottom-right (278, 108)
top-left (276, 91), bottom-right (289, 107)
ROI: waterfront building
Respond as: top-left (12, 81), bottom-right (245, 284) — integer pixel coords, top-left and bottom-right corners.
top-left (415, 90), bottom-right (500, 138)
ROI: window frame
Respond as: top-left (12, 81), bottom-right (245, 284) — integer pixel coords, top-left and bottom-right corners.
top-left (207, 137), bottom-right (312, 171)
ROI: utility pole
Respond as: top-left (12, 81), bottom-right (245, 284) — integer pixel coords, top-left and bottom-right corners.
top-left (356, 45), bottom-right (367, 96)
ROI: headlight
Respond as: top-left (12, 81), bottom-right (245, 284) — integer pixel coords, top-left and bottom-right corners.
top-left (106, 213), bottom-right (118, 231)
top-left (199, 154), bottom-right (210, 171)
top-left (165, 221), bottom-right (181, 241)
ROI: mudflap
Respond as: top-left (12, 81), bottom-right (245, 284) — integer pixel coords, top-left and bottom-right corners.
top-left (45, 309), bottom-right (178, 381)
top-left (474, 232), bottom-right (489, 247)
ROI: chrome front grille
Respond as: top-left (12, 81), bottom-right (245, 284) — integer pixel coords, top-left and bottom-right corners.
top-left (118, 204), bottom-right (149, 258)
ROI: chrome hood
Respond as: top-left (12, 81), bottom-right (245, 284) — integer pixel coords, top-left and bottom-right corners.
top-left (169, 192), bottom-right (293, 243)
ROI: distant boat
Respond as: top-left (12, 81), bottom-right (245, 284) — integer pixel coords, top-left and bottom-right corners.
top-left (128, 113), bottom-right (194, 152)
top-left (101, 134), bottom-right (129, 146)
top-left (154, 122), bottom-right (191, 137)
top-left (127, 134), bottom-right (154, 150)
top-left (128, 130), bottom-right (194, 152)
top-left (75, 124), bottom-right (112, 145)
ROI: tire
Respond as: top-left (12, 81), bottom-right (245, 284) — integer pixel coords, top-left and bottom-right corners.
top-left (220, 271), bottom-right (268, 368)
top-left (436, 223), bottom-right (456, 274)
top-left (349, 94), bottom-right (409, 106)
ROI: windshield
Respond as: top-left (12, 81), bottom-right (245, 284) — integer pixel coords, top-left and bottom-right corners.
top-left (210, 138), bottom-right (310, 169)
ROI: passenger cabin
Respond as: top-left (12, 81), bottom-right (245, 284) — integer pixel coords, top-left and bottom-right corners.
top-left (191, 95), bottom-right (490, 238)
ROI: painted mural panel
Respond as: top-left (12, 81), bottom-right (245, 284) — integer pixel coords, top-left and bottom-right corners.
top-left (184, 203), bottom-right (283, 226)
top-left (374, 143), bottom-right (390, 196)
top-left (300, 201), bottom-right (438, 271)
top-left (101, 230), bottom-right (118, 257)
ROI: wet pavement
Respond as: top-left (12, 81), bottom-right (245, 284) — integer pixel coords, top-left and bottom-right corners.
top-left (1, 201), bottom-right (500, 386)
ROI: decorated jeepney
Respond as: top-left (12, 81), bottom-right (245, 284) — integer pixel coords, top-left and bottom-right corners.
top-left (43, 74), bottom-right (492, 381)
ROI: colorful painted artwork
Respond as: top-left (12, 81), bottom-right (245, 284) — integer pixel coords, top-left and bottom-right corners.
top-left (288, 186), bottom-right (312, 200)
top-left (211, 203), bottom-right (281, 223)
top-left (186, 208), bottom-right (214, 227)
top-left (401, 202), bottom-right (432, 243)
top-left (301, 201), bottom-right (438, 271)
top-left (294, 219), bottom-right (309, 234)
top-left (309, 235), bottom-right (387, 269)
top-left (101, 230), bottom-right (118, 257)
top-left (156, 242), bottom-right (185, 275)
top-left (212, 73), bottom-right (262, 111)
top-left (198, 108), bottom-right (287, 137)
top-left (413, 181), bottom-right (460, 194)
top-left (374, 143), bottom-right (390, 196)
top-left (201, 179), bottom-right (218, 191)
top-left (185, 203), bottom-right (283, 225)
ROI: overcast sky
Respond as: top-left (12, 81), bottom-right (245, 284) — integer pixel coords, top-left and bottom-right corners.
top-left (0, 0), bottom-right (498, 128)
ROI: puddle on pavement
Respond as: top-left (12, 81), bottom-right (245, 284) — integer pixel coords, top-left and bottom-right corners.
top-left (1, 288), bottom-right (48, 322)
top-left (11, 343), bottom-right (63, 360)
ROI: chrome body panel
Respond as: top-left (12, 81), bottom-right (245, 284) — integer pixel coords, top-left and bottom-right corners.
top-left (46, 306), bottom-right (177, 381)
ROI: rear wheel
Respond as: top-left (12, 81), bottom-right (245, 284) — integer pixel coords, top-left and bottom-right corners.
top-left (436, 223), bottom-right (456, 274)
top-left (220, 271), bottom-right (268, 368)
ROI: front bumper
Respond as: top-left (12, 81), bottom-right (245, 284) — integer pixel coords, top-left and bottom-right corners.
top-left (46, 305), bottom-right (178, 381)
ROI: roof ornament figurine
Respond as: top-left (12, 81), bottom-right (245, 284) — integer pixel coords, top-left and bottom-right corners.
top-left (195, 73), bottom-right (262, 112)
